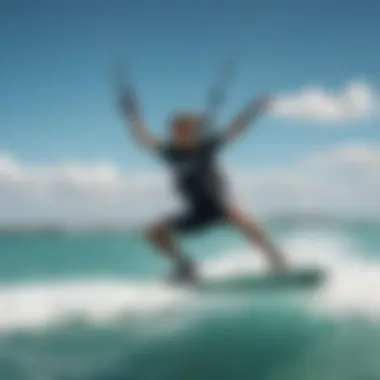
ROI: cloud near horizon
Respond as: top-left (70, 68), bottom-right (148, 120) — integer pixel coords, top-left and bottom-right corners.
top-left (1, 142), bottom-right (380, 225)
top-left (272, 81), bottom-right (380, 124)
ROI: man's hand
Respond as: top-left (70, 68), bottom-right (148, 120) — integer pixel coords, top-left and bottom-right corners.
top-left (120, 87), bottom-right (141, 122)
top-left (118, 86), bottom-right (158, 151)
top-left (221, 94), bottom-right (273, 143)
top-left (245, 94), bottom-right (273, 119)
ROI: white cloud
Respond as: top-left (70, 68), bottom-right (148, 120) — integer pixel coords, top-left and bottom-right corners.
top-left (230, 143), bottom-right (380, 217)
top-left (0, 143), bottom-right (379, 226)
top-left (272, 81), bottom-right (380, 123)
top-left (0, 155), bottom-right (176, 226)
top-left (307, 143), bottom-right (380, 170)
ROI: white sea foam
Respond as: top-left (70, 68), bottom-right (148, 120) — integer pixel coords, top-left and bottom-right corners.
top-left (0, 280), bottom-right (194, 331)
top-left (0, 230), bottom-right (379, 331)
top-left (203, 230), bottom-right (380, 321)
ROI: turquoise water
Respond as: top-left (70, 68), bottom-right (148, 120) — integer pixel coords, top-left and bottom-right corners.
top-left (1, 220), bottom-right (380, 380)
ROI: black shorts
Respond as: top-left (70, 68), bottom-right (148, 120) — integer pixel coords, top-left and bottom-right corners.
top-left (167, 203), bottom-right (228, 233)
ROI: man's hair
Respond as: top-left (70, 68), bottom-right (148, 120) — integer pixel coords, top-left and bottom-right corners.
top-left (170, 112), bottom-right (206, 129)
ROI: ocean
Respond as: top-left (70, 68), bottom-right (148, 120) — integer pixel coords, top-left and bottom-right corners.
top-left (1, 219), bottom-right (380, 380)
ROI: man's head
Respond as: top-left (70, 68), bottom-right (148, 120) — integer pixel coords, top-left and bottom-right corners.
top-left (170, 112), bottom-right (206, 147)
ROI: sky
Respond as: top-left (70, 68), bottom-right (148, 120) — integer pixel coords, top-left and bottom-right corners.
top-left (0, 0), bottom-right (379, 224)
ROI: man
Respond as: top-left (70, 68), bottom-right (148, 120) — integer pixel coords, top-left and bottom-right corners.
top-left (119, 80), bottom-right (287, 283)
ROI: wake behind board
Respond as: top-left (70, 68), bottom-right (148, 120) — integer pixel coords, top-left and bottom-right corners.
top-left (197, 267), bottom-right (326, 294)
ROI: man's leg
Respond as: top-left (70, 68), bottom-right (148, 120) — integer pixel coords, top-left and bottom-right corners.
top-left (226, 207), bottom-right (287, 272)
top-left (146, 219), bottom-right (196, 282)
top-left (147, 222), bottom-right (185, 262)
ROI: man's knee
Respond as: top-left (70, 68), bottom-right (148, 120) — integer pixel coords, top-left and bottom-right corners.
top-left (146, 223), bottom-right (170, 243)
top-left (227, 207), bottom-right (264, 236)
top-left (226, 206), bottom-right (251, 226)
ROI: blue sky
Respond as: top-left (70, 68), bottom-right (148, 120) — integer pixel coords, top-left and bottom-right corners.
top-left (0, 0), bottom-right (379, 222)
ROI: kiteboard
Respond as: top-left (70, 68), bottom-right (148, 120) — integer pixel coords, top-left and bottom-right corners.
top-left (196, 267), bottom-right (326, 293)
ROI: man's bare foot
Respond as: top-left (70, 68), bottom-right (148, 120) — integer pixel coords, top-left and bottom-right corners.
top-left (169, 260), bottom-right (198, 284)
top-left (270, 251), bottom-right (288, 274)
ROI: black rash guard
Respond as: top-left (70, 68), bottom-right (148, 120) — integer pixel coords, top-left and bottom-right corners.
top-left (158, 135), bottom-right (229, 233)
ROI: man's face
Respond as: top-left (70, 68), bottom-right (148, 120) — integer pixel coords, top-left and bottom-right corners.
top-left (173, 121), bottom-right (200, 146)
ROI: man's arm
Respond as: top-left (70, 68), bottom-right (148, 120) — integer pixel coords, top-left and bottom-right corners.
top-left (220, 95), bottom-right (272, 144)
top-left (119, 87), bottom-right (159, 151)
